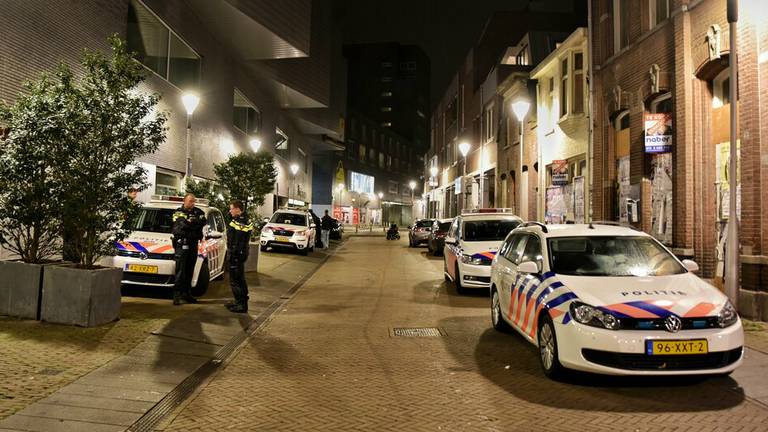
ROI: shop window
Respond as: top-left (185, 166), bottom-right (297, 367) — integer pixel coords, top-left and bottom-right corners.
top-left (127, 0), bottom-right (200, 90)
top-left (275, 127), bottom-right (289, 160)
top-left (233, 89), bottom-right (261, 135)
top-left (650, 0), bottom-right (670, 28)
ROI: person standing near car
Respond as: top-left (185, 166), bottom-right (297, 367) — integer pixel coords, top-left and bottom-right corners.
top-left (225, 200), bottom-right (252, 313)
top-left (321, 209), bottom-right (334, 250)
top-left (309, 209), bottom-right (322, 249)
top-left (172, 193), bottom-right (207, 306)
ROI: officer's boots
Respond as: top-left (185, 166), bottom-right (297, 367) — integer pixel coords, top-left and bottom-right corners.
top-left (173, 292), bottom-right (183, 306)
top-left (226, 303), bottom-right (248, 313)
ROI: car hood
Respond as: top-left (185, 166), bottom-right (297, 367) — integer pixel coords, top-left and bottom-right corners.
top-left (460, 240), bottom-right (503, 260)
top-left (117, 232), bottom-right (174, 254)
top-left (557, 273), bottom-right (729, 318)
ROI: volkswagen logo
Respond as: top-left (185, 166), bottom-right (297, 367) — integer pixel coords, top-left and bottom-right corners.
top-left (664, 315), bottom-right (682, 333)
top-left (139, 251), bottom-right (148, 260)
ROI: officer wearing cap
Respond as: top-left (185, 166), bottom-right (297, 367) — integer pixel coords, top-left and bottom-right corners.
top-left (225, 200), bottom-right (253, 313)
top-left (172, 193), bottom-right (207, 305)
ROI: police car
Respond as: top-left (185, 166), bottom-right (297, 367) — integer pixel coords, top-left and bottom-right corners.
top-left (443, 209), bottom-right (523, 294)
top-left (259, 208), bottom-right (316, 255)
top-left (489, 222), bottom-right (743, 378)
top-left (108, 195), bottom-right (227, 296)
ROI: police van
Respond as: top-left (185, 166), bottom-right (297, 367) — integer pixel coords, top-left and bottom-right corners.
top-left (107, 195), bottom-right (228, 296)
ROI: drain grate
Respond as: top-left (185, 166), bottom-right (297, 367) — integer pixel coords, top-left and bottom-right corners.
top-left (392, 327), bottom-right (443, 337)
top-left (37, 368), bottom-right (64, 376)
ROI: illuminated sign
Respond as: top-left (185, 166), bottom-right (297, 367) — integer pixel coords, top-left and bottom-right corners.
top-left (350, 171), bottom-right (375, 194)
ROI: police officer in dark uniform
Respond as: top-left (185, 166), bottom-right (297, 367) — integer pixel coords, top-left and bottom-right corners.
top-left (172, 193), bottom-right (207, 305)
top-left (225, 200), bottom-right (253, 313)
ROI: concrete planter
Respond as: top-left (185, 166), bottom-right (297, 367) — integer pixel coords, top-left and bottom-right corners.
top-left (245, 243), bottom-right (260, 273)
top-left (0, 261), bottom-right (45, 319)
top-left (41, 265), bottom-right (122, 327)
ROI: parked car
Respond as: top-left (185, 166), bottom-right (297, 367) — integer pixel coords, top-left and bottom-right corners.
top-left (443, 208), bottom-right (522, 293)
top-left (427, 218), bottom-right (454, 256)
top-left (408, 219), bottom-right (435, 247)
top-left (108, 195), bottom-right (227, 296)
top-left (259, 208), bottom-right (317, 255)
top-left (489, 222), bottom-right (743, 379)
top-left (329, 218), bottom-right (344, 240)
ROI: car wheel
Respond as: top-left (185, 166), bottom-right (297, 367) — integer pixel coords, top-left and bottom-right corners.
top-left (260, 245), bottom-right (268, 252)
top-left (427, 241), bottom-right (433, 254)
top-left (299, 247), bottom-right (308, 256)
top-left (454, 263), bottom-right (467, 295)
top-left (190, 260), bottom-right (210, 297)
top-left (538, 315), bottom-right (565, 380)
top-left (491, 289), bottom-right (511, 332)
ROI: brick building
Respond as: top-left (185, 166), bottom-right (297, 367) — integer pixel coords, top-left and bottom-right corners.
top-left (0, 0), bottom-right (344, 216)
top-left (590, 0), bottom-right (768, 317)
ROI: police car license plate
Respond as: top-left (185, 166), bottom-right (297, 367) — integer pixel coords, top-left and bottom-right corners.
top-left (126, 264), bottom-right (158, 274)
top-left (646, 339), bottom-right (708, 355)
top-left (275, 236), bottom-right (290, 243)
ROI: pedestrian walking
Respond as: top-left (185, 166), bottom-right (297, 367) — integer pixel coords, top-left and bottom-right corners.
top-left (171, 193), bottom-right (207, 306)
top-left (321, 209), bottom-right (334, 250)
top-left (226, 200), bottom-right (253, 313)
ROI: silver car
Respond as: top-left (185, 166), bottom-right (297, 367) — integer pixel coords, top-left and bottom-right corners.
top-left (408, 219), bottom-right (435, 247)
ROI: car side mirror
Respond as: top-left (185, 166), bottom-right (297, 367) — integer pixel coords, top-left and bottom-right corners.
top-left (206, 231), bottom-right (223, 240)
top-left (445, 238), bottom-right (457, 245)
top-left (682, 259), bottom-right (699, 273)
top-left (518, 261), bottom-right (540, 274)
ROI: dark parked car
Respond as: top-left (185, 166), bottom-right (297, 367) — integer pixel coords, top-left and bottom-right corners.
top-left (427, 218), bottom-right (453, 256)
top-left (329, 218), bottom-right (344, 240)
top-left (408, 219), bottom-right (435, 247)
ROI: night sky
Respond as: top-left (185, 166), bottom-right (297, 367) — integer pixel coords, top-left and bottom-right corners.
top-left (335, 0), bottom-right (575, 106)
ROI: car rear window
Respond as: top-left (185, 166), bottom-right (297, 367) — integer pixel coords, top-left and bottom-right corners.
top-left (463, 219), bottom-right (521, 242)
top-left (437, 222), bottom-right (451, 232)
top-left (415, 220), bottom-right (434, 228)
top-left (124, 208), bottom-right (174, 233)
top-left (271, 212), bottom-right (306, 226)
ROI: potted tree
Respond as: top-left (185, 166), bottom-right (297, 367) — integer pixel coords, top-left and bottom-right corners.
top-left (38, 36), bottom-right (166, 327)
top-left (0, 78), bottom-right (65, 319)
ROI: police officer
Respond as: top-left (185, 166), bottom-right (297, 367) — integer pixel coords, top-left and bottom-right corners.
top-left (172, 193), bottom-right (207, 305)
top-left (226, 200), bottom-right (253, 313)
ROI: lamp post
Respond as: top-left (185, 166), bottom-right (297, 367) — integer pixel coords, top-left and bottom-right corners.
top-left (725, 0), bottom-right (739, 309)
top-left (511, 99), bottom-right (531, 217)
top-left (429, 165), bottom-right (438, 218)
top-left (409, 180), bottom-right (417, 219)
top-left (289, 163), bottom-right (299, 204)
top-left (181, 93), bottom-right (200, 186)
top-left (458, 141), bottom-right (471, 212)
top-left (378, 191), bottom-right (384, 226)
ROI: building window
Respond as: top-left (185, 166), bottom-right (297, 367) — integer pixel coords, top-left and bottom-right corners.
top-left (388, 180), bottom-right (398, 194)
top-left (127, 0), bottom-right (200, 90)
top-left (572, 52), bottom-right (585, 114)
top-left (614, 0), bottom-right (631, 52)
top-left (359, 144), bottom-right (367, 163)
top-left (650, 0), bottom-right (669, 28)
top-left (560, 58), bottom-right (569, 118)
top-left (379, 152), bottom-right (385, 169)
top-left (381, 106), bottom-right (393, 112)
top-left (516, 44), bottom-right (529, 66)
top-left (381, 91), bottom-right (393, 97)
top-left (382, 76), bottom-right (393, 83)
top-left (400, 61), bottom-right (416, 71)
top-left (483, 104), bottom-right (495, 143)
top-left (712, 69), bottom-right (732, 108)
top-left (382, 122), bottom-right (392, 127)
top-left (233, 89), bottom-right (261, 134)
top-left (298, 148), bottom-right (307, 173)
top-left (275, 127), bottom-right (289, 160)
top-left (369, 147), bottom-right (376, 163)
top-left (155, 170), bottom-right (181, 195)
top-left (381, 61), bottom-right (393, 68)
top-left (387, 155), bottom-right (392, 169)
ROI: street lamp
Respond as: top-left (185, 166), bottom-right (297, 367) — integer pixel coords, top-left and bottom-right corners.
top-left (249, 138), bottom-right (262, 152)
top-left (378, 191), bottom-right (385, 227)
top-left (511, 99), bottom-right (530, 217)
top-left (458, 141), bottom-right (471, 211)
top-left (181, 93), bottom-right (200, 185)
top-left (289, 163), bottom-right (299, 203)
top-left (725, 0), bottom-right (739, 309)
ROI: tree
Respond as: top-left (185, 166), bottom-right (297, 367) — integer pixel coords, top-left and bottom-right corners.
top-left (184, 178), bottom-right (228, 218)
top-left (212, 152), bottom-right (277, 218)
top-left (52, 35), bottom-right (167, 268)
top-left (0, 71), bottom-right (72, 263)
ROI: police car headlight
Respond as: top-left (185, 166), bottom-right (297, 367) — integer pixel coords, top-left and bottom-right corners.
top-left (460, 254), bottom-right (484, 265)
top-left (262, 227), bottom-right (272, 235)
top-left (717, 301), bottom-right (738, 328)
top-left (570, 301), bottom-right (620, 330)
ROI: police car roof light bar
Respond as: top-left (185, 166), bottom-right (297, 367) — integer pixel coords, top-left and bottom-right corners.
top-left (520, 221), bottom-right (548, 233)
top-left (461, 208), bottom-right (515, 215)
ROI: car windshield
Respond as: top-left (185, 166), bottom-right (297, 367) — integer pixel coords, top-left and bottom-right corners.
top-left (437, 222), bottom-right (451, 232)
top-left (463, 219), bottom-right (521, 242)
top-left (548, 236), bottom-right (687, 277)
top-left (415, 220), bottom-right (434, 228)
top-left (270, 212), bottom-right (306, 226)
top-left (124, 208), bottom-right (174, 234)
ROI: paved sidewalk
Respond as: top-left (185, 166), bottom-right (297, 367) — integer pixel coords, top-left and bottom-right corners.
top-left (0, 242), bottom-right (338, 432)
top-left (163, 236), bottom-right (768, 432)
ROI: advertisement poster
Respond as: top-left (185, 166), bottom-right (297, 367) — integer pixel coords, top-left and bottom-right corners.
top-left (551, 159), bottom-right (569, 186)
top-left (644, 112), bottom-right (673, 153)
top-left (617, 157), bottom-right (631, 223)
top-left (650, 154), bottom-right (673, 245)
top-left (545, 186), bottom-right (567, 224)
top-left (573, 176), bottom-right (585, 224)
top-left (715, 141), bottom-right (741, 220)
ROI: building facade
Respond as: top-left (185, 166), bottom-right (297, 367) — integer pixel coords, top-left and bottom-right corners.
top-left (590, 0), bottom-right (768, 318)
top-left (0, 0), bottom-right (344, 218)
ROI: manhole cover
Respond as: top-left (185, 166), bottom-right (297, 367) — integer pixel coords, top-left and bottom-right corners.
top-left (391, 327), bottom-right (443, 337)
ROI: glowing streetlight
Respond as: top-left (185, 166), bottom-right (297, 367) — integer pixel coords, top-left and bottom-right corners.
top-left (430, 166), bottom-right (438, 178)
top-left (181, 92), bottom-right (200, 185)
top-left (458, 141), bottom-right (471, 158)
top-left (377, 192), bottom-right (383, 199)
top-left (290, 163), bottom-right (300, 176)
top-left (409, 180), bottom-right (416, 191)
top-left (249, 138), bottom-right (262, 152)
top-left (511, 100), bottom-right (530, 122)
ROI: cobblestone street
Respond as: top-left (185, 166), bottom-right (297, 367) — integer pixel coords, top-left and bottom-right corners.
top-left (160, 237), bottom-right (768, 432)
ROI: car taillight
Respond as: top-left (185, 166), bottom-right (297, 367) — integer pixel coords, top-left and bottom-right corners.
top-left (436, 232), bottom-right (446, 237)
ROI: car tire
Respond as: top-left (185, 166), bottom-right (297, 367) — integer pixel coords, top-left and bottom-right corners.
top-left (537, 314), bottom-right (566, 380)
top-left (299, 246), bottom-right (308, 256)
top-left (427, 241), bottom-right (433, 254)
top-left (454, 263), bottom-right (467, 295)
top-left (260, 245), bottom-right (268, 252)
top-left (491, 289), bottom-right (511, 333)
top-left (190, 260), bottom-right (210, 297)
